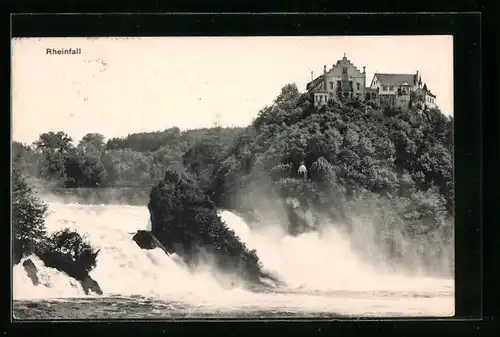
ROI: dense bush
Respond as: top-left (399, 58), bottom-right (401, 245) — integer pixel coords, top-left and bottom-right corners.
top-left (45, 229), bottom-right (100, 273)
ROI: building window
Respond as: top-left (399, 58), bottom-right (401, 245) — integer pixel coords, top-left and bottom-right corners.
top-left (389, 85), bottom-right (394, 91)
top-left (343, 67), bottom-right (347, 74)
top-left (356, 83), bottom-right (360, 90)
top-left (329, 82), bottom-right (334, 89)
top-left (337, 80), bottom-right (341, 89)
top-left (383, 85), bottom-right (387, 91)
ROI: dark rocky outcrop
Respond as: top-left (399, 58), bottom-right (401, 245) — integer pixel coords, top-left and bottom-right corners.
top-left (81, 275), bottom-right (103, 295)
top-left (132, 230), bottom-right (171, 256)
top-left (22, 259), bottom-right (40, 286)
top-left (37, 251), bottom-right (103, 295)
top-left (132, 230), bottom-right (157, 250)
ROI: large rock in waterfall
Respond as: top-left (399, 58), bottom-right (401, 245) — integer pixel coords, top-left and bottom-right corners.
top-left (37, 251), bottom-right (103, 295)
top-left (132, 230), bottom-right (156, 250)
top-left (146, 166), bottom-right (275, 287)
top-left (132, 230), bottom-right (171, 256)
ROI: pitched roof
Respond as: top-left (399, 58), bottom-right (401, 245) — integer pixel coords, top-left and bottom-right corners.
top-left (306, 75), bottom-right (324, 91)
top-left (375, 73), bottom-right (416, 86)
top-left (415, 87), bottom-right (437, 98)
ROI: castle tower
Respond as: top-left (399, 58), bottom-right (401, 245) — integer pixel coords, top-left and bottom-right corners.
top-left (363, 66), bottom-right (366, 90)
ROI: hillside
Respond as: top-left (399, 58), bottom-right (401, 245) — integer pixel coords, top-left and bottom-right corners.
top-left (177, 83), bottom-right (454, 275)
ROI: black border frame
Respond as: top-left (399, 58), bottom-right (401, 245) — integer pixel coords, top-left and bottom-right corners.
top-left (6, 11), bottom-right (492, 336)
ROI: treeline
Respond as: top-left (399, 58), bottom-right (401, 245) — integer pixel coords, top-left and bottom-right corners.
top-left (12, 126), bottom-right (244, 189)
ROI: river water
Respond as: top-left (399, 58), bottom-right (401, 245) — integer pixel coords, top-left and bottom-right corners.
top-left (12, 200), bottom-right (454, 319)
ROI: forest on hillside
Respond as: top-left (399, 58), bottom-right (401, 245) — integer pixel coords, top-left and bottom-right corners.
top-left (13, 126), bottom-right (244, 188)
top-left (13, 83), bottom-right (454, 278)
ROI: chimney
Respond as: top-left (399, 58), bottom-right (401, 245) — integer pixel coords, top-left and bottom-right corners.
top-left (323, 65), bottom-right (327, 91)
top-left (363, 66), bottom-right (366, 73)
top-left (311, 70), bottom-right (313, 82)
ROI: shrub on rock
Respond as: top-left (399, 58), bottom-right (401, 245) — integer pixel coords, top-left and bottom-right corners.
top-left (45, 228), bottom-right (100, 274)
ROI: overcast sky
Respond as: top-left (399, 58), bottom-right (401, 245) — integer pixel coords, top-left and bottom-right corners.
top-left (12, 35), bottom-right (453, 145)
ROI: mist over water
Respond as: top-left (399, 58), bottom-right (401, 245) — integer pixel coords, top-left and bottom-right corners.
top-left (13, 198), bottom-right (455, 317)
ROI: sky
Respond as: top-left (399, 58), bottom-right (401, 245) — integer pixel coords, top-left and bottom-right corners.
top-left (12, 35), bottom-right (453, 145)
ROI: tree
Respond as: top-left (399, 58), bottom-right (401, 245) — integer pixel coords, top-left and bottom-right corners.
top-left (34, 131), bottom-right (74, 184)
top-left (12, 168), bottom-right (48, 263)
top-left (274, 83), bottom-right (301, 110)
top-left (78, 133), bottom-right (106, 153)
top-left (34, 131), bottom-right (73, 153)
top-left (12, 142), bottom-right (41, 177)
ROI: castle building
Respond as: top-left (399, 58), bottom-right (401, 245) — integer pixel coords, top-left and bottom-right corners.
top-left (369, 72), bottom-right (421, 109)
top-left (306, 53), bottom-right (367, 107)
top-left (306, 54), bottom-right (437, 110)
top-left (414, 83), bottom-right (437, 109)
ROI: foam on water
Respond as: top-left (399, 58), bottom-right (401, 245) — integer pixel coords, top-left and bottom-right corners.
top-left (12, 201), bottom-right (455, 316)
top-left (222, 211), bottom-right (454, 293)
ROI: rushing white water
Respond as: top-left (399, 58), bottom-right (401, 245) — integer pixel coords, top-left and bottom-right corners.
top-left (13, 201), bottom-right (455, 317)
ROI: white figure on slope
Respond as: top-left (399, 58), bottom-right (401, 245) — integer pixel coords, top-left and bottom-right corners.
top-left (297, 162), bottom-right (307, 181)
